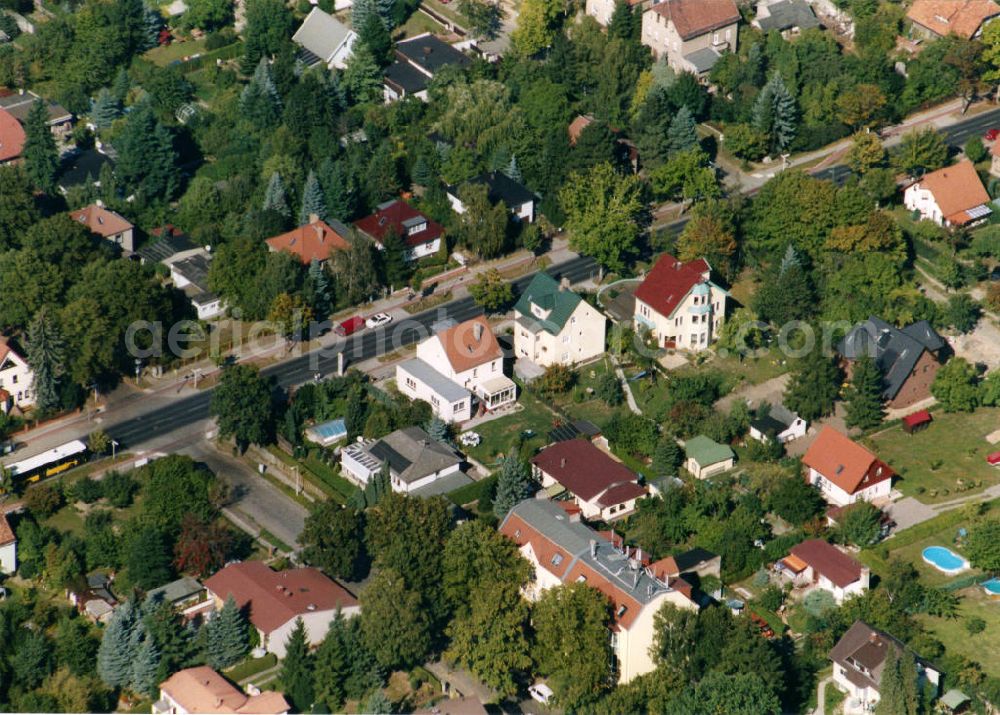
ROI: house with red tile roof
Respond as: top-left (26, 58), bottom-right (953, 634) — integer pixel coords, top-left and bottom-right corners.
top-left (903, 159), bottom-right (992, 227)
top-left (779, 539), bottom-right (870, 604)
top-left (264, 216), bottom-right (351, 265)
top-left (154, 666), bottom-right (289, 715)
top-left (398, 316), bottom-right (516, 421)
top-left (203, 562), bottom-right (359, 657)
top-left (70, 202), bottom-right (136, 252)
top-left (634, 253), bottom-right (727, 351)
top-left (531, 439), bottom-right (647, 521)
top-left (0, 107), bottom-right (26, 165)
top-left (499, 499), bottom-right (702, 684)
top-left (354, 199), bottom-right (443, 261)
top-left (0, 512), bottom-right (16, 574)
top-left (641, 0), bottom-right (740, 76)
top-left (802, 427), bottom-right (894, 507)
top-left (907, 0), bottom-right (1000, 39)
top-left (0, 336), bottom-right (34, 413)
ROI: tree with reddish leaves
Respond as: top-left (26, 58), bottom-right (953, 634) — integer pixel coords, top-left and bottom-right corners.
top-left (173, 515), bottom-right (233, 578)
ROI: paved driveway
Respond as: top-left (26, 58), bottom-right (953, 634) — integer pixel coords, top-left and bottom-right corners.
top-left (183, 441), bottom-right (309, 550)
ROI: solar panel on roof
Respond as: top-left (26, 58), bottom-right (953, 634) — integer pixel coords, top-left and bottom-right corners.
top-left (966, 204), bottom-right (992, 219)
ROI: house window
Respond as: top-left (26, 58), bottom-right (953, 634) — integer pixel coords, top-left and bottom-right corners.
top-left (11, 375), bottom-right (16, 384)
top-left (454, 401), bottom-right (465, 411)
top-left (562, 335), bottom-right (570, 344)
top-left (713, 32), bottom-right (719, 43)
top-left (431, 395), bottom-right (440, 407)
top-left (405, 377), bottom-right (416, 389)
top-left (473, 368), bottom-right (477, 378)
top-left (571, 316), bottom-right (576, 324)
top-left (562, 352), bottom-right (570, 361)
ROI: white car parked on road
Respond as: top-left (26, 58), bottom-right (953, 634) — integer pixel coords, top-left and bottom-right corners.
top-left (365, 313), bottom-right (393, 329)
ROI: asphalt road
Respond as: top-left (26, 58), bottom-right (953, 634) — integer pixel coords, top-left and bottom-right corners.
top-left (105, 254), bottom-right (599, 448)
top-left (812, 105), bottom-right (1000, 184)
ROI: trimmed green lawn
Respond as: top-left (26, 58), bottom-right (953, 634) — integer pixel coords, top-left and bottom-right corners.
top-left (463, 392), bottom-right (560, 463)
top-left (920, 586), bottom-right (1000, 678)
top-left (225, 653), bottom-right (278, 682)
top-left (824, 681), bottom-right (846, 713)
top-left (863, 408), bottom-right (1000, 502)
top-left (144, 39), bottom-right (208, 67)
top-left (396, 11), bottom-right (447, 38)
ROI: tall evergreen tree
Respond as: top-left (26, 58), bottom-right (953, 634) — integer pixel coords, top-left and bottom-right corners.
top-left (379, 227), bottom-right (409, 289)
top-left (503, 155), bottom-right (522, 183)
top-left (91, 88), bottom-right (122, 130)
top-left (131, 632), bottom-right (161, 698)
top-left (320, 158), bottom-right (356, 221)
top-left (779, 243), bottom-right (801, 273)
top-left (653, 437), bottom-right (682, 475)
top-left (358, 11), bottom-right (392, 63)
top-left (22, 99), bottom-right (59, 193)
top-left (204, 596), bottom-right (250, 669)
top-left (344, 385), bottom-right (368, 440)
top-left (752, 72), bottom-right (797, 155)
top-left (875, 647), bottom-right (921, 715)
top-left (844, 356), bottom-right (885, 429)
top-left (262, 171), bottom-right (290, 217)
top-left (306, 259), bottom-right (332, 318)
top-left (412, 155), bottom-right (434, 187)
top-left (313, 615), bottom-right (349, 712)
top-left (141, 2), bottom-right (162, 50)
top-left (493, 449), bottom-right (534, 517)
top-left (784, 347), bottom-right (842, 421)
top-left (299, 170), bottom-right (327, 225)
top-left (24, 307), bottom-right (66, 413)
top-left (365, 690), bottom-right (393, 714)
top-left (97, 601), bottom-right (141, 687)
top-left (281, 619), bottom-right (315, 711)
top-left (116, 102), bottom-right (179, 200)
top-left (351, 0), bottom-right (377, 34)
top-left (112, 68), bottom-right (132, 102)
top-left (667, 105), bottom-right (698, 155)
top-left (424, 417), bottom-right (450, 443)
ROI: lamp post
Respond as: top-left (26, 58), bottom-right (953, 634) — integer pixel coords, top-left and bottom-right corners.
top-left (111, 439), bottom-right (118, 461)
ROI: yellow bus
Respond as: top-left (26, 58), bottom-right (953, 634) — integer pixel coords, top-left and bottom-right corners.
top-left (6, 439), bottom-right (88, 485)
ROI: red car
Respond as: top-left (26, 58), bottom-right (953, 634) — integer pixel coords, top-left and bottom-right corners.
top-left (335, 316), bottom-right (365, 337)
top-left (985, 128), bottom-right (1000, 142)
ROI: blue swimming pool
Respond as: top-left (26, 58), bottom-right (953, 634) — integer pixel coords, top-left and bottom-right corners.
top-left (983, 578), bottom-right (1000, 596)
top-left (922, 546), bottom-right (970, 574)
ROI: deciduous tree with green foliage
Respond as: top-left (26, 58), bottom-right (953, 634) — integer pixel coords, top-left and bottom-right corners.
top-left (931, 357), bottom-right (979, 412)
top-left (967, 519), bottom-right (1000, 571)
top-left (875, 647), bottom-right (920, 715)
top-left (211, 364), bottom-right (274, 450)
top-left (532, 582), bottom-right (613, 710)
top-left (360, 568), bottom-right (432, 670)
top-left (893, 128), bottom-right (948, 177)
top-left (469, 268), bottom-right (515, 312)
top-left (560, 162), bottom-right (645, 273)
top-left (835, 501), bottom-right (883, 547)
top-left (242, 0), bottom-right (293, 69)
top-left (457, 183), bottom-right (509, 258)
top-left (847, 131), bottom-right (886, 174)
top-left (301, 503), bottom-right (368, 581)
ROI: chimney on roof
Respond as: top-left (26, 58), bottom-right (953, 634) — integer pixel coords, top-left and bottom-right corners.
top-left (473, 321), bottom-right (483, 341)
top-left (559, 276), bottom-right (570, 292)
top-left (560, 457), bottom-right (566, 469)
top-left (309, 213), bottom-right (319, 224)
top-left (590, 539), bottom-right (597, 558)
top-left (314, 224), bottom-right (324, 243)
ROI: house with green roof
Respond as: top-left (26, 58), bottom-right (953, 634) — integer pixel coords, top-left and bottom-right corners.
top-left (514, 273), bottom-right (606, 368)
top-left (684, 435), bottom-right (735, 479)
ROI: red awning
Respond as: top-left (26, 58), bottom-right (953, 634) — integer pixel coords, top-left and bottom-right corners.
top-left (988, 451), bottom-right (1000, 466)
top-left (902, 410), bottom-right (932, 429)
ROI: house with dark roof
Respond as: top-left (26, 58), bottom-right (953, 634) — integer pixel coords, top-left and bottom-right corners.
top-left (265, 216), bottom-right (351, 264)
top-left (499, 499), bottom-right (702, 684)
top-left (903, 159), bottom-right (992, 226)
top-left (531, 439), bottom-right (647, 521)
top-left (446, 171), bottom-right (537, 223)
top-left (830, 621), bottom-right (942, 710)
top-left (203, 562), bottom-right (359, 657)
top-left (383, 33), bottom-right (471, 102)
top-left (513, 273), bottom-right (606, 368)
top-left (145, 576), bottom-right (213, 622)
top-left (837, 316), bottom-right (946, 409)
top-left (292, 7), bottom-right (356, 70)
top-left (57, 147), bottom-right (113, 194)
top-left (169, 252), bottom-right (225, 320)
top-left (354, 199), bottom-right (443, 261)
top-left (137, 225), bottom-right (197, 265)
top-left (907, 0), bottom-right (1000, 40)
top-left (634, 253), bottom-right (727, 351)
top-left (648, 547), bottom-right (721, 587)
top-left (398, 316), bottom-right (516, 419)
top-left (752, 0), bottom-right (821, 35)
top-left (339, 425), bottom-right (469, 495)
top-left (749, 403), bottom-right (807, 444)
top-left (0, 89), bottom-right (72, 139)
top-left (641, 0), bottom-right (740, 76)
top-left (803, 426), bottom-right (894, 507)
top-left (779, 539), bottom-right (870, 604)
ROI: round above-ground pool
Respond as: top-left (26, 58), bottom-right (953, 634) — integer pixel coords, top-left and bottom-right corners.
top-left (922, 546), bottom-right (970, 574)
top-left (982, 578), bottom-right (1000, 596)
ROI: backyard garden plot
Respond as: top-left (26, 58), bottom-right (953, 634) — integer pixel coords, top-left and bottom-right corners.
top-left (864, 408), bottom-right (1000, 502)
